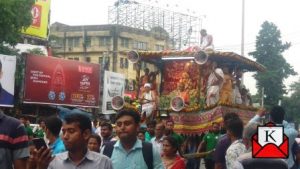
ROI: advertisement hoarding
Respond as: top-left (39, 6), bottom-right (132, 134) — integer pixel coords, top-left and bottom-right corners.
top-left (22, 0), bottom-right (51, 39)
top-left (24, 55), bottom-right (100, 108)
top-left (102, 71), bottom-right (125, 114)
top-left (0, 55), bottom-right (16, 107)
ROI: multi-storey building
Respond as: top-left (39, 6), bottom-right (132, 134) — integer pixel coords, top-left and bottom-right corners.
top-left (49, 22), bottom-right (170, 84)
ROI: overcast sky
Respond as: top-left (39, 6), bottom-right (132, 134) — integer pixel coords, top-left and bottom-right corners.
top-left (50, 0), bottom-right (300, 95)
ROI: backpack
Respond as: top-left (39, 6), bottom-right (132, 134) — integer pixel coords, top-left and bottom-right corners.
top-left (103, 141), bottom-right (153, 169)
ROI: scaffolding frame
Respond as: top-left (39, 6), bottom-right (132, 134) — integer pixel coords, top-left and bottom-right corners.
top-left (108, 0), bottom-right (202, 50)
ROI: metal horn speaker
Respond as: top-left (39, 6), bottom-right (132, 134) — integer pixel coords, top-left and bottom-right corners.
top-left (194, 50), bottom-right (208, 65)
top-left (170, 96), bottom-right (185, 112)
top-left (111, 96), bottom-right (125, 110)
top-left (127, 50), bottom-right (140, 63)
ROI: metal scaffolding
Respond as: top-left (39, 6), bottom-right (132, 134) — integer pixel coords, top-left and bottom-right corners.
top-left (108, 0), bottom-right (202, 50)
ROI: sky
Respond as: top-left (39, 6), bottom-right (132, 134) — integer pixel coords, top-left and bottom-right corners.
top-left (50, 0), bottom-right (300, 95)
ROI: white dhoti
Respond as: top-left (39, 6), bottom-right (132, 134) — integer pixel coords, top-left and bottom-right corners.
top-left (206, 68), bottom-right (224, 106)
top-left (206, 85), bottom-right (220, 106)
top-left (141, 103), bottom-right (154, 118)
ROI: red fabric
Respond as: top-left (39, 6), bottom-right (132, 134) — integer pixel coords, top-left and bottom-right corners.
top-left (170, 155), bottom-right (186, 169)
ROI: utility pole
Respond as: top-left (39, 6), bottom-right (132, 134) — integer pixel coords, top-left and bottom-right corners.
top-left (63, 31), bottom-right (66, 58)
top-left (241, 0), bottom-right (245, 56)
top-left (82, 27), bottom-right (88, 62)
top-left (241, 0), bottom-right (245, 84)
top-left (261, 87), bottom-right (264, 108)
top-left (112, 25), bottom-right (118, 72)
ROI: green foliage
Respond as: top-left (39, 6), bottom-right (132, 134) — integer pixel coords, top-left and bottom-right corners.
top-left (249, 21), bottom-right (297, 107)
top-left (159, 95), bottom-right (171, 109)
top-left (26, 48), bottom-right (46, 56)
top-left (282, 79), bottom-right (300, 123)
top-left (0, 0), bottom-right (35, 45)
top-left (0, 45), bottom-right (19, 56)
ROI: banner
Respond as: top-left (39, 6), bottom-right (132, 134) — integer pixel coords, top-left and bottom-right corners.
top-left (22, 0), bottom-right (51, 39)
top-left (24, 55), bottom-right (100, 108)
top-left (102, 71), bottom-right (125, 114)
top-left (0, 55), bottom-right (16, 107)
top-left (171, 106), bottom-right (255, 135)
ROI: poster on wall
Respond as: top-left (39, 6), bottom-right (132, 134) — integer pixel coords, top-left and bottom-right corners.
top-left (24, 55), bottom-right (100, 108)
top-left (162, 60), bottom-right (200, 94)
top-left (102, 71), bottom-right (125, 114)
top-left (0, 55), bottom-right (16, 107)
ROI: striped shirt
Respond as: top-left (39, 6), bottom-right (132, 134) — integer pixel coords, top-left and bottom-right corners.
top-left (0, 111), bottom-right (29, 169)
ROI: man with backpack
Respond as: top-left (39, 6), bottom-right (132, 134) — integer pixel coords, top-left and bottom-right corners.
top-left (102, 110), bottom-right (164, 169)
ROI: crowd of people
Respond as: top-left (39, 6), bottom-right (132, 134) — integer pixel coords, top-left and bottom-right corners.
top-left (1, 105), bottom-right (300, 169)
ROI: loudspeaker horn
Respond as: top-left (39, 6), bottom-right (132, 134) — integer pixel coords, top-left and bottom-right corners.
top-left (170, 96), bottom-right (185, 112)
top-left (127, 50), bottom-right (140, 63)
top-left (194, 50), bottom-right (208, 65)
top-left (111, 96), bottom-right (125, 110)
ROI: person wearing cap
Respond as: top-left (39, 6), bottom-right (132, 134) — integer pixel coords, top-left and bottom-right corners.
top-left (139, 83), bottom-right (157, 121)
top-left (139, 68), bottom-right (150, 97)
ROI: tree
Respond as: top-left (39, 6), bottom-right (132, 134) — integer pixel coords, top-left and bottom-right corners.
top-left (282, 79), bottom-right (300, 123)
top-left (249, 21), bottom-right (297, 107)
top-left (0, 0), bottom-right (34, 54)
top-left (26, 48), bottom-right (46, 56)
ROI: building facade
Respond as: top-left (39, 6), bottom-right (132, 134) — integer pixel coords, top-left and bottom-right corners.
top-left (49, 22), bottom-right (170, 83)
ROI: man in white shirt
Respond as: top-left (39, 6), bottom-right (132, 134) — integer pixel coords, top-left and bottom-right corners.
top-left (206, 61), bottom-right (224, 106)
top-left (151, 123), bottom-right (165, 155)
top-left (225, 117), bottom-right (246, 169)
top-left (200, 29), bottom-right (214, 50)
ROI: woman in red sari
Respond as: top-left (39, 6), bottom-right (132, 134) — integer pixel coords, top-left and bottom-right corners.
top-left (162, 136), bottom-right (186, 169)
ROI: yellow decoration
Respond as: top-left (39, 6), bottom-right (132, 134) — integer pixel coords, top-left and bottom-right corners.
top-left (22, 0), bottom-right (51, 39)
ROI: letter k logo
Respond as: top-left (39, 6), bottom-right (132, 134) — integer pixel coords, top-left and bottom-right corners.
top-left (252, 122), bottom-right (289, 158)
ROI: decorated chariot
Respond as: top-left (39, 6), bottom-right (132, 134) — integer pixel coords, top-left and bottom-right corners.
top-left (112, 47), bottom-right (265, 135)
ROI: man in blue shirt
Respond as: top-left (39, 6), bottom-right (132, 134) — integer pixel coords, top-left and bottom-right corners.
top-left (111, 110), bottom-right (164, 169)
top-left (31, 113), bottom-right (113, 169)
top-left (44, 116), bottom-right (66, 155)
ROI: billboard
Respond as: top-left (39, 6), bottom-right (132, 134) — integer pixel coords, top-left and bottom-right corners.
top-left (22, 0), bottom-right (51, 39)
top-left (0, 55), bottom-right (16, 107)
top-left (102, 71), bottom-right (125, 114)
top-left (24, 55), bottom-right (100, 108)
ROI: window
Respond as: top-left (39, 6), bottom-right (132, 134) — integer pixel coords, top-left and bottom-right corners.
top-left (86, 57), bottom-right (91, 62)
top-left (121, 38), bottom-right (129, 48)
top-left (73, 37), bottom-right (80, 47)
top-left (155, 44), bottom-right (164, 51)
top-left (84, 36), bottom-right (91, 48)
top-left (104, 57), bottom-right (110, 70)
top-left (133, 41), bottom-right (148, 50)
top-left (105, 57), bottom-right (110, 65)
top-left (120, 58), bottom-right (124, 68)
top-left (124, 58), bottom-right (128, 68)
top-left (68, 37), bottom-right (80, 48)
top-left (99, 57), bottom-right (103, 64)
top-left (67, 37), bottom-right (73, 48)
top-left (99, 37), bottom-right (111, 46)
